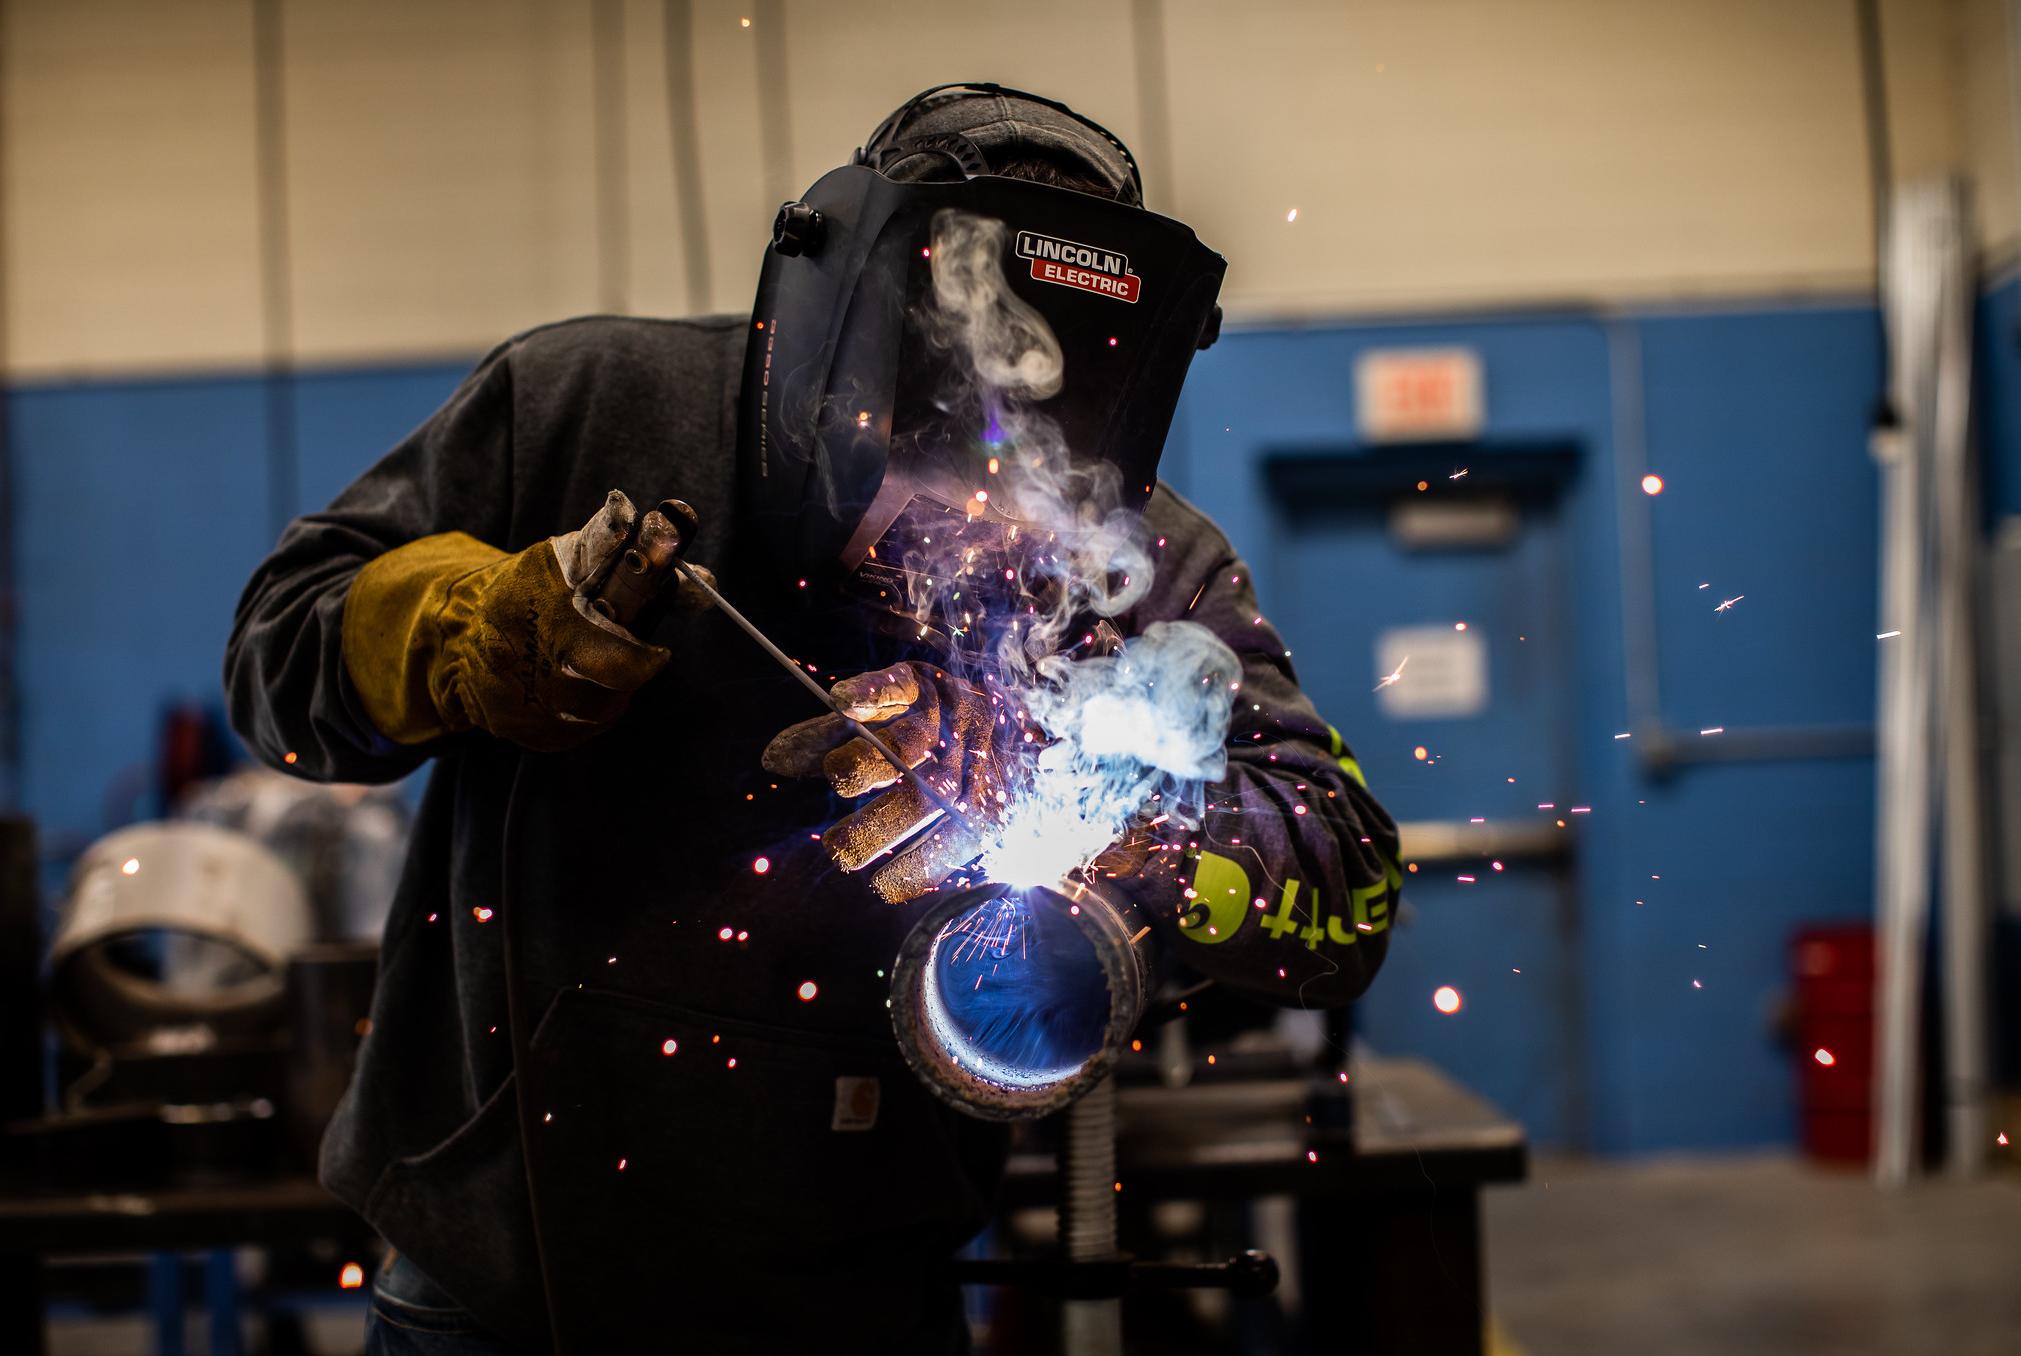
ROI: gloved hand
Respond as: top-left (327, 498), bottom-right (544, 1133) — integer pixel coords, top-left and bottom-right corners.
top-left (342, 491), bottom-right (711, 752)
top-left (763, 661), bottom-right (1014, 904)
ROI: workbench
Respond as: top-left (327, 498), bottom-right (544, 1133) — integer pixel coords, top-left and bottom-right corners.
top-left (1002, 1056), bottom-right (1527, 1355)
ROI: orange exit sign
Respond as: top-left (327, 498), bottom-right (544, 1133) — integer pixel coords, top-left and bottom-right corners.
top-left (1354, 348), bottom-right (1484, 441)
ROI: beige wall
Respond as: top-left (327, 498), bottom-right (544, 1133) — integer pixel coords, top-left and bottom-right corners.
top-left (3, 0), bottom-right (2018, 379)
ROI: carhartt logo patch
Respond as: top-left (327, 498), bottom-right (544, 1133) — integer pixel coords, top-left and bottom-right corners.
top-left (1014, 230), bottom-right (1141, 303)
top-left (833, 1076), bottom-right (880, 1131)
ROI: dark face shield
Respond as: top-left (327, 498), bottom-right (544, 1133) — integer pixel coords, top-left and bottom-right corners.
top-left (739, 165), bottom-right (1225, 629)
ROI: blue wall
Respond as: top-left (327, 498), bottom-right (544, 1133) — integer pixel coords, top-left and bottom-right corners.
top-left (3, 297), bottom-right (1913, 1152)
top-left (5, 362), bottom-right (470, 863)
top-left (1164, 303), bottom-right (1885, 1153)
top-left (1977, 271), bottom-right (2021, 523)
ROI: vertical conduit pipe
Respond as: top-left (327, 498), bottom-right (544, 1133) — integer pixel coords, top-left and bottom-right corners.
top-left (592, 0), bottom-right (631, 315)
top-left (250, 0), bottom-right (298, 541)
top-left (660, 0), bottom-right (714, 314)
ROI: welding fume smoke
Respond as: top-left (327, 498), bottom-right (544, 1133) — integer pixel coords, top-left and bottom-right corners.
top-left (901, 209), bottom-right (1237, 887)
top-left (923, 210), bottom-right (1065, 403)
top-left (986, 620), bottom-right (1237, 889)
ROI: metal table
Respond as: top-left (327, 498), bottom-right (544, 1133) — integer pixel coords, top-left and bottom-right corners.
top-left (1001, 1057), bottom-right (1527, 1355)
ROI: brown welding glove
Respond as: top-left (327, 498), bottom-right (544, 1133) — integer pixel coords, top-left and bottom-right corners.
top-left (762, 661), bottom-right (1014, 904)
top-left (343, 491), bottom-right (704, 752)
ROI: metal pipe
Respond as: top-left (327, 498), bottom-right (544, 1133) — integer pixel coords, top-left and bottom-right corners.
top-left (888, 878), bottom-right (1148, 1121)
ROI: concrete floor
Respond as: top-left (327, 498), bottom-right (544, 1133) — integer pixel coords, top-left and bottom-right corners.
top-left (1485, 1154), bottom-right (2021, 1356)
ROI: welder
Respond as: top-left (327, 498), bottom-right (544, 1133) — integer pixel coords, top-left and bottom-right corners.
top-left (226, 84), bottom-right (1401, 1354)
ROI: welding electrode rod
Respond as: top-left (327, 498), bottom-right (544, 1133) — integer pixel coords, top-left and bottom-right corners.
top-left (671, 559), bottom-right (982, 838)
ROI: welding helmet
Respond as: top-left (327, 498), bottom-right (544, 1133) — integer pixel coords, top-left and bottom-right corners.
top-left (739, 84), bottom-right (1226, 619)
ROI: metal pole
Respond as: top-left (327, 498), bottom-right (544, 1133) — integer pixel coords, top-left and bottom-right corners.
top-left (1873, 183), bottom-right (1933, 1188)
top-left (671, 560), bottom-right (981, 838)
top-left (1926, 179), bottom-right (1993, 1175)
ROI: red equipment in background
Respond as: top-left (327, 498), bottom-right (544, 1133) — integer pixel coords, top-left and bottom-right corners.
top-left (1792, 925), bottom-right (1875, 1165)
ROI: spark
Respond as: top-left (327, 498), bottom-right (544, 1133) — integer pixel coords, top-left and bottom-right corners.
top-left (1449, 468), bottom-right (1469, 480)
top-left (1614, 732), bottom-right (1631, 739)
top-left (752, 856), bottom-right (770, 874)
top-left (739, 15), bottom-right (751, 26)
top-left (661, 1039), bottom-right (678, 1055)
top-left (1286, 207), bottom-right (1299, 222)
top-left (1454, 621), bottom-right (1468, 631)
top-left (472, 906), bottom-right (493, 922)
top-left (617, 1158), bottom-right (628, 1170)
top-left (339, 1262), bottom-right (365, 1290)
top-left (1700, 726), bottom-right (1724, 736)
top-left (1491, 860), bottom-right (1504, 871)
top-left (1457, 875), bottom-right (1476, 883)
top-left (1999, 1132), bottom-right (2009, 1146)
top-left (283, 751), bottom-right (298, 765)
top-left (1306, 1149), bottom-right (1319, 1163)
top-left (1877, 630), bottom-right (1901, 639)
top-left (1692, 979), bottom-right (1703, 989)
top-left (1813, 1048), bottom-right (1836, 1067)
top-left (1714, 595), bottom-right (1744, 614)
top-left (1698, 582), bottom-right (1710, 590)
top-left (717, 927), bottom-right (733, 941)
top-left (1413, 746), bottom-right (1429, 761)
top-left (797, 981), bottom-right (819, 1001)
top-left (1375, 655), bottom-right (1409, 691)
top-left (1432, 985), bottom-right (1463, 1014)
top-left (1641, 473), bottom-right (1665, 495)
top-left (120, 858), bottom-right (139, 876)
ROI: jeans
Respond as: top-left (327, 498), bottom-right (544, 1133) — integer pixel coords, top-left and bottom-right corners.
top-left (364, 1253), bottom-right (522, 1356)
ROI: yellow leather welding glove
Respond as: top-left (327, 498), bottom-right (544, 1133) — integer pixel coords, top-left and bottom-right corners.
top-left (763, 661), bottom-right (1013, 904)
top-left (343, 491), bottom-right (682, 752)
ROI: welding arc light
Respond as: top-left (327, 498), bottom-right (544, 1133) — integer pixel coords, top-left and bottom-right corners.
top-left (889, 879), bottom-right (1147, 1120)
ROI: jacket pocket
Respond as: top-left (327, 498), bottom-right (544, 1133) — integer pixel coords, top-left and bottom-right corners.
top-left (517, 985), bottom-right (989, 1353)
top-left (361, 1072), bottom-right (549, 1348)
